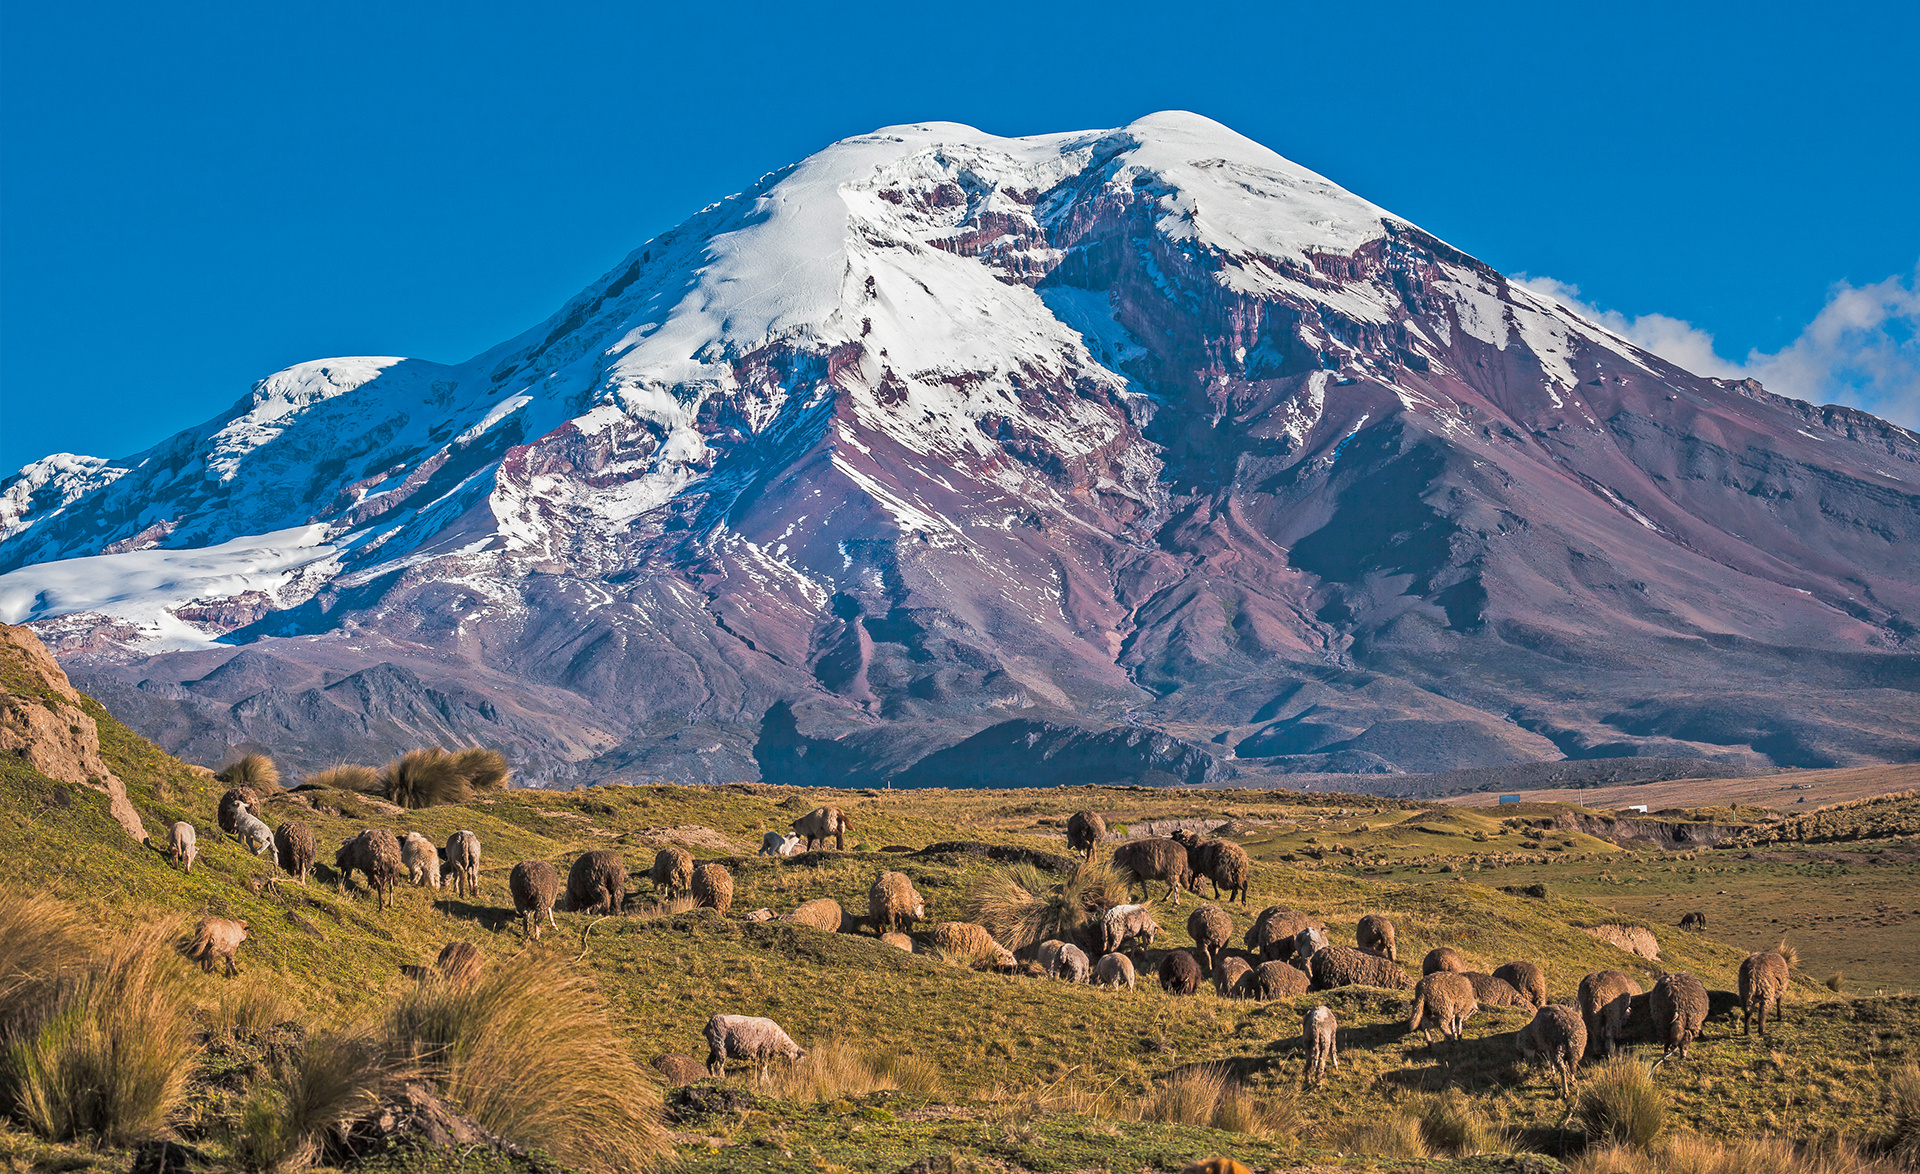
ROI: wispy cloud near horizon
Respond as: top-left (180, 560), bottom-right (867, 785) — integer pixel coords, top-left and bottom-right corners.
top-left (1513, 265), bottom-right (1920, 431)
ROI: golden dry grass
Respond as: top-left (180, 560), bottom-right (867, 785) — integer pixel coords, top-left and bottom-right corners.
top-left (1571, 1134), bottom-right (1911, 1174)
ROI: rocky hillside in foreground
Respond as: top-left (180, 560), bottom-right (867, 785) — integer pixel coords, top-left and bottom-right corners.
top-left (2, 112), bottom-right (1916, 787)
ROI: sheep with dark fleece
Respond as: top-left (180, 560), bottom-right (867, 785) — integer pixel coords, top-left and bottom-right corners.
top-left (510, 859), bottom-right (561, 940)
top-left (1244, 906), bottom-right (1317, 961)
top-left (445, 830), bottom-right (481, 898)
top-left (1112, 838), bottom-right (1191, 905)
top-left (705, 1014), bottom-right (805, 1081)
top-left (1092, 952), bottom-right (1136, 990)
top-left (187, 917), bottom-right (250, 978)
top-left (1423, 947), bottom-right (1465, 975)
top-left (1158, 949), bottom-right (1202, 995)
top-left (1679, 911), bottom-right (1708, 932)
top-left (1494, 960), bottom-right (1548, 1009)
top-left (692, 862), bottom-right (734, 916)
top-left (335, 829), bottom-right (404, 910)
top-left (868, 870), bottom-right (925, 933)
top-left (1518, 1004), bottom-right (1587, 1097)
top-left (649, 845), bottom-right (693, 898)
top-left (1245, 959), bottom-right (1310, 1000)
top-left (274, 819), bottom-right (315, 884)
top-left (1101, 903), bottom-right (1162, 956)
top-left (1066, 810), bottom-right (1107, 861)
top-left (1172, 830), bottom-right (1252, 905)
top-left (1578, 969), bottom-right (1641, 1059)
top-left (1652, 970), bottom-right (1710, 1060)
top-left (1463, 971), bottom-right (1530, 1008)
top-left (1215, 955), bottom-right (1252, 997)
top-left (1739, 948), bottom-right (1792, 1036)
top-left (1307, 945), bottom-right (1412, 991)
top-left (1187, 905), bottom-right (1233, 974)
top-left (167, 821), bottom-right (196, 873)
top-left (1356, 913), bottom-right (1397, 961)
top-left (1304, 1005), bottom-right (1338, 1088)
top-left (784, 898), bottom-right (849, 933)
top-left (791, 806), bottom-right (851, 851)
top-left (566, 850), bottom-right (627, 914)
top-left (1409, 971), bottom-right (1478, 1043)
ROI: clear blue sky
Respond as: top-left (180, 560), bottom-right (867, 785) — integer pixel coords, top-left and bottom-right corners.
top-left (4, 1), bottom-right (1917, 472)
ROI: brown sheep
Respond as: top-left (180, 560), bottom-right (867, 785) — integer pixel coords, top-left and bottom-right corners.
top-left (1356, 913), bottom-right (1397, 962)
top-left (1462, 971), bottom-right (1530, 1008)
top-left (655, 1054), bottom-right (707, 1085)
top-left (273, 819), bottom-right (316, 884)
top-left (1158, 949), bottom-right (1202, 995)
top-left (1739, 949), bottom-right (1791, 1037)
top-left (1678, 911), bottom-right (1708, 932)
top-left (1244, 959), bottom-right (1310, 1000)
top-left (1245, 907), bottom-right (1318, 962)
top-left (510, 859), bottom-right (561, 939)
top-left (1518, 1004), bottom-right (1587, 1097)
top-left (1303, 1005), bottom-right (1338, 1088)
top-left (1651, 970), bottom-right (1709, 1060)
top-left (186, 917), bottom-right (250, 978)
top-left (929, 921), bottom-right (1016, 972)
top-left (1409, 971), bottom-right (1478, 1043)
top-left (1172, 831), bottom-right (1253, 905)
top-left (880, 932), bottom-right (914, 952)
top-left (1215, 955), bottom-right (1252, 997)
top-left (566, 850), bottom-right (627, 914)
top-left (649, 845), bottom-right (693, 898)
top-left (1308, 945), bottom-right (1412, 991)
top-left (791, 806), bottom-right (850, 851)
top-left (1423, 947), bottom-right (1465, 975)
top-left (867, 870), bottom-right (925, 934)
top-left (1494, 960), bottom-right (1548, 1009)
top-left (1066, 810), bottom-right (1107, 861)
top-left (1187, 905), bottom-right (1234, 974)
top-left (334, 829), bottom-right (404, 910)
top-left (692, 862), bottom-right (734, 916)
top-left (1100, 903), bottom-right (1162, 956)
top-left (784, 898), bottom-right (850, 934)
top-left (445, 830), bottom-right (481, 898)
top-left (1578, 969), bottom-right (1641, 1059)
top-left (1092, 952), bottom-right (1136, 990)
top-left (435, 941), bottom-right (483, 984)
top-left (1112, 838), bottom-right (1191, 905)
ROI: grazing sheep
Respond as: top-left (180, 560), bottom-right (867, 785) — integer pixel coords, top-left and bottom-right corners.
top-left (1518, 1004), bottom-right (1587, 1097)
top-left (167, 821), bottom-right (196, 873)
top-left (692, 862), bottom-right (734, 916)
top-left (655, 1054), bottom-right (707, 1085)
top-left (1356, 913), bottom-right (1397, 962)
top-left (1092, 952), bottom-right (1136, 990)
top-left (1215, 955), bottom-right (1252, 997)
top-left (445, 830), bottom-right (481, 899)
top-left (234, 810), bottom-right (274, 857)
top-left (435, 941), bottom-right (483, 984)
top-left (704, 1014), bottom-right (805, 1081)
top-left (784, 898), bottom-right (849, 933)
top-left (1100, 903), bottom-right (1162, 956)
top-left (1304, 1005), bottom-right (1338, 1087)
top-left (1423, 947), bottom-right (1465, 975)
top-left (867, 871), bottom-right (925, 934)
top-left (1244, 907), bottom-right (1317, 961)
top-left (1159, 949), bottom-right (1202, 995)
top-left (1462, 971), bottom-right (1529, 1008)
top-left (759, 831), bottom-right (802, 857)
top-left (1171, 831), bottom-right (1253, 905)
top-left (649, 846), bottom-right (693, 898)
top-left (400, 832), bottom-right (443, 889)
top-left (1187, 905), bottom-right (1234, 974)
top-left (186, 917), bottom-right (250, 978)
top-left (1494, 960), bottom-right (1548, 1009)
top-left (929, 922), bottom-right (1017, 972)
top-left (880, 932), bottom-right (914, 952)
top-left (1111, 838), bottom-right (1191, 905)
top-left (1739, 949), bottom-right (1791, 1037)
top-left (566, 850), bottom-right (628, 914)
top-left (335, 829), bottom-right (404, 910)
top-left (1245, 959), bottom-right (1311, 1000)
top-left (1652, 971), bottom-right (1709, 1060)
top-left (1066, 810), bottom-right (1107, 861)
top-left (273, 819), bottom-right (315, 883)
top-left (1292, 925), bottom-right (1330, 962)
top-left (1052, 943), bottom-right (1091, 983)
top-left (1307, 946), bottom-right (1412, 991)
top-left (218, 788), bottom-right (257, 836)
top-left (1578, 970), bottom-right (1641, 1059)
top-left (791, 806), bottom-right (850, 851)
top-left (1678, 911), bottom-right (1708, 932)
top-left (510, 859), bottom-right (561, 940)
top-left (1409, 971), bottom-right (1479, 1043)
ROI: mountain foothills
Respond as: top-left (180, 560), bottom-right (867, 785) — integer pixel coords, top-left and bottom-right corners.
top-left (2, 112), bottom-right (1917, 786)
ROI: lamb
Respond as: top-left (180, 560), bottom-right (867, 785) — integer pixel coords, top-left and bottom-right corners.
top-left (1356, 913), bottom-right (1397, 962)
top-left (234, 810), bottom-right (274, 857)
top-left (1307, 945), bottom-right (1412, 991)
top-left (1409, 971), bottom-right (1478, 1043)
top-left (400, 832), bottom-right (443, 889)
top-left (880, 932), bottom-right (914, 952)
top-left (1577, 969), bottom-right (1641, 1059)
top-left (1092, 952), bottom-right (1136, 990)
top-left (784, 898), bottom-right (849, 933)
top-left (1187, 905), bottom-right (1234, 974)
top-left (1100, 903), bottom-right (1162, 956)
top-left (1245, 959), bottom-right (1310, 1000)
top-left (273, 819), bottom-right (316, 884)
top-left (655, 1054), bottom-right (707, 1085)
top-left (217, 788), bottom-right (257, 836)
top-left (566, 850), bottom-right (628, 914)
top-left (186, 917), bottom-right (250, 978)
top-left (445, 830), bottom-right (482, 899)
top-left (705, 1014), bottom-right (806, 1081)
top-left (868, 870), bottom-right (925, 934)
top-left (649, 846), bottom-right (693, 898)
top-left (759, 831), bottom-right (802, 857)
top-left (1215, 955), bottom-right (1252, 997)
top-left (1423, 947), bottom-right (1465, 975)
top-left (167, 821), bottom-right (196, 873)
top-left (510, 859), bottom-right (561, 940)
top-left (1462, 971), bottom-right (1529, 1008)
top-left (1244, 907), bottom-right (1317, 961)
top-left (1048, 942), bottom-right (1091, 983)
top-left (791, 806), bottom-right (850, 852)
top-left (334, 829), bottom-right (404, 910)
top-left (692, 862), bottom-right (734, 916)
top-left (1303, 1005), bottom-right (1338, 1088)
top-left (435, 941), bottom-right (483, 984)
top-left (1651, 970), bottom-right (1709, 1060)
top-left (1678, 911), bottom-right (1708, 932)
top-left (1158, 949), bottom-right (1202, 995)
top-left (1739, 947), bottom-right (1792, 1037)
top-left (1517, 1004), bottom-right (1587, 1097)
top-left (1494, 960), bottom-right (1548, 1009)
top-left (929, 922), bottom-right (1017, 972)
top-left (1292, 925), bottom-right (1330, 961)
top-left (1111, 838), bottom-right (1191, 905)
top-left (1066, 810), bottom-right (1107, 861)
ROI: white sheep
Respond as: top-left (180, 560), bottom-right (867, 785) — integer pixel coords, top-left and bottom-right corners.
top-left (234, 811), bottom-right (273, 857)
top-left (759, 831), bottom-right (802, 857)
top-left (401, 832), bottom-right (443, 889)
top-left (168, 821), bottom-right (197, 872)
top-left (704, 1014), bottom-right (806, 1081)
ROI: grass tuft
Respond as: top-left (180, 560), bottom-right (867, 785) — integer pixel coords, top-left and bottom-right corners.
top-left (450, 747), bottom-right (511, 792)
top-left (1775, 938), bottom-right (1800, 971)
top-left (1890, 1064), bottom-right (1920, 1165)
top-left (1573, 1133), bottom-right (1909, 1174)
top-left (233, 1030), bottom-right (395, 1173)
top-left (299, 764), bottom-right (379, 792)
top-left (0, 895), bottom-right (90, 1035)
top-left (1578, 1056), bottom-right (1667, 1149)
top-left (217, 753), bottom-right (281, 790)
top-left (377, 749), bottom-right (472, 810)
top-left (1341, 1110), bottom-right (1431, 1158)
top-left (1413, 1089), bottom-right (1503, 1156)
top-left (961, 862), bottom-right (1125, 952)
top-left (1133, 1065), bottom-right (1294, 1138)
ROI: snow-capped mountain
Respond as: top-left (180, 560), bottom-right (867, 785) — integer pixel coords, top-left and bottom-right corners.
top-left (5, 112), bottom-right (1917, 785)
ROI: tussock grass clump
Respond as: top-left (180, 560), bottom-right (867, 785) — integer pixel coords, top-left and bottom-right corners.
top-left (1578, 1056), bottom-right (1667, 1149)
top-left (1133, 1065), bottom-right (1295, 1138)
top-left (1341, 1110), bottom-right (1431, 1159)
top-left (870, 1049), bottom-right (946, 1097)
top-left (748, 1040), bottom-right (946, 1103)
top-left (217, 753), bottom-right (281, 790)
top-left (1573, 1134), bottom-right (1908, 1174)
top-left (376, 748), bottom-right (472, 810)
top-left (1889, 1063), bottom-right (1920, 1165)
top-left (1775, 938), bottom-right (1801, 970)
top-left (0, 895), bottom-right (90, 1034)
top-left (232, 1031), bottom-right (394, 1173)
top-left (385, 956), bottom-right (667, 1173)
top-left (299, 764), bottom-right (379, 793)
top-left (2, 919), bottom-right (194, 1146)
top-left (961, 862), bottom-right (1126, 952)
top-left (205, 978), bottom-right (303, 1041)
top-left (450, 747), bottom-right (511, 792)
top-left (1413, 1089), bottom-right (1503, 1156)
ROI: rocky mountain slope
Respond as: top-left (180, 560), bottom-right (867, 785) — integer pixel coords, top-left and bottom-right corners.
top-left (3, 112), bottom-right (1917, 785)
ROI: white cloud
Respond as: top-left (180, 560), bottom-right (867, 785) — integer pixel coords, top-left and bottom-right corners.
top-left (1512, 265), bottom-right (1920, 430)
